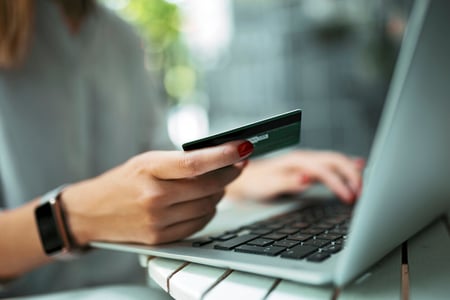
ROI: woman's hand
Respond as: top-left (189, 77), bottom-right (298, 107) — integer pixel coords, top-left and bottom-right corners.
top-left (226, 150), bottom-right (364, 203)
top-left (61, 140), bottom-right (254, 247)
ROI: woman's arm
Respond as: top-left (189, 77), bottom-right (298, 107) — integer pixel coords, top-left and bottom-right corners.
top-left (0, 199), bottom-right (50, 280)
top-left (0, 140), bottom-right (252, 280)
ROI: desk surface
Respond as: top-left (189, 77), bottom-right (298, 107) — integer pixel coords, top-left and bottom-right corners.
top-left (140, 201), bottom-right (450, 300)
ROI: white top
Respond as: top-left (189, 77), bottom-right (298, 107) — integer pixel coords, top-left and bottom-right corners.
top-left (0, 0), bottom-right (170, 296)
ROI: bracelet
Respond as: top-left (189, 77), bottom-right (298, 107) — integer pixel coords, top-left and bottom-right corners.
top-left (35, 185), bottom-right (88, 260)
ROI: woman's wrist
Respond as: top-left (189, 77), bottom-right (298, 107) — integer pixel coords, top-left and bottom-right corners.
top-left (60, 181), bottom-right (95, 247)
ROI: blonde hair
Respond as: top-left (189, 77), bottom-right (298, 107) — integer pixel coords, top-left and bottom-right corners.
top-left (0, 0), bottom-right (34, 69)
top-left (0, 0), bottom-right (94, 69)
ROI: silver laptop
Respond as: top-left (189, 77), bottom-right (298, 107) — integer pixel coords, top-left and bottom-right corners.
top-left (92, 0), bottom-right (450, 287)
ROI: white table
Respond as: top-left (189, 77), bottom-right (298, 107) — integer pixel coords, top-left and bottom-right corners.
top-left (139, 200), bottom-right (450, 300)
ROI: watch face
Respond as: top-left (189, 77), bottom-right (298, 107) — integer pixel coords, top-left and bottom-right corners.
top-left (35, 202), bottom-right (64, 254)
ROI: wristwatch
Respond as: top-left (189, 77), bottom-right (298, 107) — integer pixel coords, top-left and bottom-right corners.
top-left (34, 185), bottom-right (82, 259)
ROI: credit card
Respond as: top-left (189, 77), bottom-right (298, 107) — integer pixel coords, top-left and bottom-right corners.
top-left (182, 109), bottom-right (301, 158)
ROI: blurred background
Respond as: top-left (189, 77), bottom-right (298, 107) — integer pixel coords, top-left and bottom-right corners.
top-left (101, 0), bottom-right (412, 157)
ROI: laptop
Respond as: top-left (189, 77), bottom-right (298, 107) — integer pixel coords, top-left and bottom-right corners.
top-left (92, 0), bottom-right (450, 287)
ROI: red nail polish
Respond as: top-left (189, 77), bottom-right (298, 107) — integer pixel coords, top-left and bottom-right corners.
top-left (300, 174), bottom-right (310, 184)
top-left (238, 141), bottom-right (254, 157)
top-left (355, 158), bottom-right (366, 168)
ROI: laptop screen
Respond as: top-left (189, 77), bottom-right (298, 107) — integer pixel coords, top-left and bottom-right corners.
top-left (336, 0), bottom-right (450, 286)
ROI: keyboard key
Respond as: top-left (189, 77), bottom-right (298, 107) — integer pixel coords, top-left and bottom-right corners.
top-left (250, 229), bottom-right (273, 236)
top-left (301, 228), bottom-right (325, 235)
top-left (273, 239), bottom-right (300, 248)
top-left (316, 233), bottom-right (342, 241)
top-left (247, 238), bottom-right (273, 247)
top-left (262, 233), bottom-right (287, 241)
top-left (322, 244), bottom-right (342, 254)
top-left (264, 223), bottom-right (285, 230)
top-left (307, 252), bottom-right (331, 262)
top-left (192, 238), bottom-right (213, 247)
top-left (332, 239), bottom-right (345, 246)
top-left (314, 222), bottom-right (335, 230)
top-left (209, 202), bottom-right (352, 262)
top-left (235, 245), bottom-right (286, 256)
top-left (303, 239), bottom-right (330, 248)
top-left (328, 228), bottom-right (347, 235)
top-left (280, 245), bottom-right (318, 259)
top-left (326, 217), bottom-right (347, 225)
top-left (291, 222), bottom-right (310, 229)
top-left (211, 233), bottom-right (237, 241)
top-left (277, 228), bottom-right (299, 235)
top-left (214, 234), bottom-right (258, 250)
top-left (287, 233), bottom-right (312, 242)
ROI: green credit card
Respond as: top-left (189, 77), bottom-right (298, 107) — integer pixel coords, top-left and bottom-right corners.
top-left (182, 109), bottom-right (302, 158)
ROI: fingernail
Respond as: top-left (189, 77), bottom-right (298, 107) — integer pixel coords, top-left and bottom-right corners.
top-left (343, 190), bottom-right (355, 203)
top-left (238, 141), bottom-right (254, 157)
top-left (355, 158), bottom-right (366, 168)
top-left (299, 174), bottom-right (310, 184)
top-left (350, 182), bottom-right (360, 194)
top-left (343, 194), bottom-right (354, 204)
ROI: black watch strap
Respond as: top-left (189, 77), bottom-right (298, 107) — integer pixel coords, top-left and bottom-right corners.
top-left (35, 185), bottom-right (83, 260)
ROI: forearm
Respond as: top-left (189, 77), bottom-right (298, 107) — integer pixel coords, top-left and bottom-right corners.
top-left (0, 199), bottom-right (51, 280)
top-left (0, 143), bottom-right (251, 280)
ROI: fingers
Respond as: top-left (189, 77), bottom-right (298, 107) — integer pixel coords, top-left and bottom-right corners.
top-left (326, 154), bottom-right (362, 194)
top-left (234, 159), bottom-right (249, 170)
top-left (143, 140), bottom-right (253, 180)
top-left (151, 210), bottom-right (217, 244)
top-left (292, 152), bottom-right (363, 203)
top-left (269, 172), bottom-right (312, 198)
top-left (307, 164), bottom-right (356, 203)
top-left (71, 141), bottom-right (251, 246)
top-left (143, 192), bottom-right (223, 244)
top-left (354, 157), bottom-right (366, 170)
top-left (160, 165), bottom-right (242, 205)
top-left (157, 193), bottom-right (224, 228)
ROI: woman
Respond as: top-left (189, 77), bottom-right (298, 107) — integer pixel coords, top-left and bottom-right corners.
top-left (0, 0), bottom-right (362, 297)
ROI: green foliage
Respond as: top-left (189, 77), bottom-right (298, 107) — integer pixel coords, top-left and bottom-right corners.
top-left (164, 65), bottom-right (196, 99)
top-left (101, 0), bottom-right (197, 103)
top-left (121, 0), bottom-right (181, 53)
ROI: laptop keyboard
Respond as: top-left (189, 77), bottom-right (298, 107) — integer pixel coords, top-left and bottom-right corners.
top-left (192, 202), bottom-right (352, 263)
